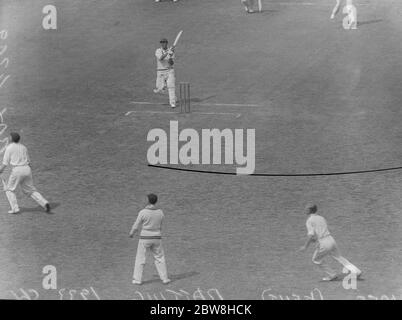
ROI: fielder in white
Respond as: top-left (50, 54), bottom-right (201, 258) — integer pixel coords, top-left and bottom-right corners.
top-left (331, 0), bottom-right (357, 29)
top-left (300, 204), bottom-right (362, 281)
top-left (0, 132), bottom-right (50, 214)
top-left (154, 38), bottom-right (177, 108)
top-left (130, 193), bottom-right (170, 285)
top-left (241, 0), bottom-right (262, 13)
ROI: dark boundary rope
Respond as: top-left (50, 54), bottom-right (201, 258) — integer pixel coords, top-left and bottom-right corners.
top-left (148, 164), bottom-right (402, 177)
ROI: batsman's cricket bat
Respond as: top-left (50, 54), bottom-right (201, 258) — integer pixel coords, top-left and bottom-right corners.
top-left (173, 30), bottom-right (183, 48)
top-left (258, 0), bottom-right (262, 12)
top-left (1, 178), bottom-right (6, 191)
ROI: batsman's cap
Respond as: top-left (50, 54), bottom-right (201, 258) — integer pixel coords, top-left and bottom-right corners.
top-left (160, 38), bottom-right (168, 43)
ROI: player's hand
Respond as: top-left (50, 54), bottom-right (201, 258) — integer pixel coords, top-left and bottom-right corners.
top-left (299, 246), bottom-right (306, 252)
top-left (129, 234), bottom-right (134, 238)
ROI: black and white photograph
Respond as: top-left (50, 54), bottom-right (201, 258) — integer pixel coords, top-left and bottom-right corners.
top-left (0, 0), bottom-right (401, 303)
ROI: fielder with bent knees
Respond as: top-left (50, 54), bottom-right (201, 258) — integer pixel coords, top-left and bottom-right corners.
top-left (300, 204), bottom-right (362, 281)
top-left (0, 132), bottom-right (50, 214)
top-left (130, 193), bottom-right (170, 285)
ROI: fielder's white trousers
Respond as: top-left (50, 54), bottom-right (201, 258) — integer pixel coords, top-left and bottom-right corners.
top-left (4, 165), bottom-right (48, 212)
top-left (133, 238), bottom-right (169, 282)
top-left (242, 0), bottom-right (260, 10)
top-left (155, 69), bottom-right (176, 107)
top-left (343, 4), bottom-right (357, 29)
top-left (312, 235), bottom-right (361, 278)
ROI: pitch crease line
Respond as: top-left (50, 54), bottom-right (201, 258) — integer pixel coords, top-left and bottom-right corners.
top-left (129, 101), bottom-right (263, 108)
top-left (125, 111), bottom-right (241, 117)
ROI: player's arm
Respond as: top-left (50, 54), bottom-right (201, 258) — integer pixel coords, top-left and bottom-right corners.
top-left (156, 49), bottom-right (169, 61)
top-left (0, 148), bottom-right (9, 174)
top-left (300, 234), bottom-right (315, 251)
top-left (26, 149), bottom-right (32, 168)
top-left (300, 221), bottom-right (316, 251)
top-left (160, 212), bottom-right (164, 232)
top-left (129, 212), bottom-right (142, 238)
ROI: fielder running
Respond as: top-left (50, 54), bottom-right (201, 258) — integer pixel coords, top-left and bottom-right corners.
top-left (153, 38), bottom-right (177, 108)
top-left (299, 204), bottom-right (362, 281)
top-left (0, 132), bottom-right (50, 214)
top-left (130, 194), bottom-right (170, 285)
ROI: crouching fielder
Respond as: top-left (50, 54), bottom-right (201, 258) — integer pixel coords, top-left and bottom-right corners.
top-left (0, 132), bottom-right (50, 214)
top-left (130, 194), bottom-right (171, 285)
top-left (153, 38), bottom-right (177, 108)
top-left (299, 204), bottom-right (362, 281)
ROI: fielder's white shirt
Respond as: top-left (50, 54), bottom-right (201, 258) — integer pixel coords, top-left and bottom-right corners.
top-left (306, 214), bottom-right (331, 240)
top-left (132, 205), bottom-right (164, 237)
top-left (2, 143), bottom-right (30, 167)
top-left (155, 48), bottom-right (174, 70)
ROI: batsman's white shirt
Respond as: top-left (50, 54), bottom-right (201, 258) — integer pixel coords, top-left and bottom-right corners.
top-left (3, 143), bottom-right (30, 167)
top-left (306, 214), bottom-right (331, 240)
top-left (155, 48), bottom-right (174, 70)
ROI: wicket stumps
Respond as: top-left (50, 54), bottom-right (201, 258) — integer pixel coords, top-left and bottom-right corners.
top-left (179, 82), bottom-right (191, 113)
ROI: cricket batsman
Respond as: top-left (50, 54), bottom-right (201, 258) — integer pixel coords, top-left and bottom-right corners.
top-left (300, 204), bottom-right (362, 281)
top-left (153, 38), bottom-right (177, 108)
top-left (0, 132), bottom-right (50, 214)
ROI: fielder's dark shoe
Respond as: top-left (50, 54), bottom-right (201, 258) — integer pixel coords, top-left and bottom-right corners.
top-left (45, 203), bottom-right (51, 213)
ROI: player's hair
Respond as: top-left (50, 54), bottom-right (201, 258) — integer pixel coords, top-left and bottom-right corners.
top-left (10, 132), bottom-right (21, 143)
top-left (306, 204), bottom-right (318, 214)
top-left (147, 193), bottom-right (158, 205)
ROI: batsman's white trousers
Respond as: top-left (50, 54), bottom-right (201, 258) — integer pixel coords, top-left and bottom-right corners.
top-left (155, 69), bottom-right (176, 107)
top-left (133, 238), bottom-right (169, 282)
top-left (4, 165), bottom-right (48, 211)
top-left (312, 235), bottom-right (361, 278)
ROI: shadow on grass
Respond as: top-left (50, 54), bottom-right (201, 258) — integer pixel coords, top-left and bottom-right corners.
top-left (141, 271), bottom-right (200, 285)
top-left (259, 9), bottom-right (278, 15)
top-left (318, 273), bottom-right (365, 282)
top-left (358, 19), bottom-right (383, 27)
top-left (189, 95), bottom-right (217, 103)
top-left (19, 202), bottom-right (61, 214)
